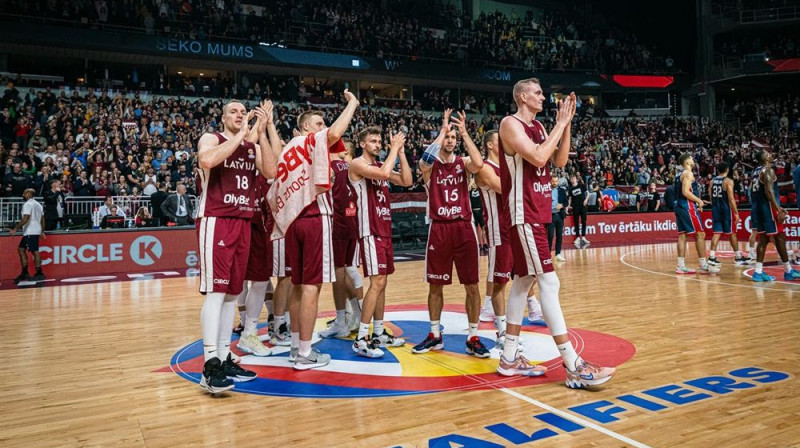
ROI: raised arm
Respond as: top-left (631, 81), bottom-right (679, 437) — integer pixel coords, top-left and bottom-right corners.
top-left (197, 110), bottom-right (254, 170)
top-left (388, 133), bottom-right (412, 187)
top-left (498, 97), bottom-right (573, 167)
top-left (450, 111), bottom-right (483, 174)
top-left (419, 108), bottom-right (452, 173)
top-left (552, 92), bottom-right (576, 168)
top-left (327, 89), bottom-right (360, 146)
top-left (254, 100), bottom-right (278, 179)
top-left (350, 133), bottom-right (404, 182)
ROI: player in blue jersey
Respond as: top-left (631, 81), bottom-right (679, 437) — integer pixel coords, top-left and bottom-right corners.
top-left (708, 162), bottom-right (749, 267)
top-left (750, 150), bottom-right (800, 282)
top-left (674, 153), bottom-right (718, 274)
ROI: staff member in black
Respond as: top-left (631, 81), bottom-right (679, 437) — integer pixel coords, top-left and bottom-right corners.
top-left (548, 175), bottom-right (569, 262)
top-left (42, 178), bottom-right (66, 230)
top-left (640, 182), bottom-right (661, 212)
top-left (567, 175), bottom-right (589, 248)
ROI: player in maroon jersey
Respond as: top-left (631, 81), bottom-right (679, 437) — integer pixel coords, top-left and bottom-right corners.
top-left (411, 110), bottom-right (490, 358)
top-left (498, 78), bottom-right (615, 388)
top-left (348, 127), bottom-right (413, 358)
top-left (474, 130), bottom-right (543, 352)
top-left (269, 90), bottom-right (360, 370)
top-left (195, 100), bottom-right (278, 394)
top-left (319, 139), bottom-right (366, 339)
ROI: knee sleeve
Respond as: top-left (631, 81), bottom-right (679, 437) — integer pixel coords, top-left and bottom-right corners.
top-left (346, 266), bottom-right (363, 289)
top-left (507, 275), bottom-right (535, 326)
top-left (537, 272), bottom-right (568, 336)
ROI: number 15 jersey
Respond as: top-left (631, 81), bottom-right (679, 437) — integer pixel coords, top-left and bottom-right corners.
top-left (425, 156), bottom-right (472, 222)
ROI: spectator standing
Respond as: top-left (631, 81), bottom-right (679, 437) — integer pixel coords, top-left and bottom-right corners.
top-left (548, 174), bottom-right (568, 262)
top-left (42, 179), bottom-right (66, 230)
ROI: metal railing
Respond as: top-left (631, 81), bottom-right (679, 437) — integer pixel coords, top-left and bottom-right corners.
top-left (0, 195), bottom-right (198, 230)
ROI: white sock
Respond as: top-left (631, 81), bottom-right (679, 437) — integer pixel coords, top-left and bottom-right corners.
top-left (217, 295), bottom-right (237, 361)
top-left (745, 242), bottom-right (751, 251)
top-left (284, 311), bottom-right (290, 327)
top-left (335, 309), bottom-right (347, 327)
top-left (736, 250), bottom-right (742, 258)
top-left (527, 295), bottom-right (541, 314)
top-left (358, 322), bottom-right (370, 340)
top-left (784, 262), bottom-right (792, 273)
top-left (756, 262), bottom-right (763, 274)
top-left (299, 339), bottom-right (312, 357)
top-left (495, 315), bottom-right (507, 334)
top-left (699, 257), bottom-right (707, 268)
top-left (558, 341), bottom-right (581, 371)
top-left (502, 334), bottom-right (519, 361)
top-left (677, 257), bottom-right (686, 268)
top-left (265, 299), bottom-right (274, 316)
top-left (200, 292), bottom-right (225, 362)
top-left (483, 295), bottom-right (492, 308)
top-left (710, 250), bottom-right (716, 258)
top-left (244, 281), bottom-right (268, 336)
top-left (468, 322), bottom-right (478, 338)
top-left (373, 320), bottom-right (384, 335)
top-left (290, 331), bottom-right (300, 349)
top-left (431, 320), bottom-right (441, 337)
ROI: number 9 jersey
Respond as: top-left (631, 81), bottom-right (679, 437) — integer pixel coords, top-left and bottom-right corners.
top-left (196, 132), bottom-right (258, 219)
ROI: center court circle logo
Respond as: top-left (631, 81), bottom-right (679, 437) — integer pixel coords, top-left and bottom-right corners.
top-left (166, 305), bottom-right (635, 398)
top-left (130, 235), bottom-right (163, 266)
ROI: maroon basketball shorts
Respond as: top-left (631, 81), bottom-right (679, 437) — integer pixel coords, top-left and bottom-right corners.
top-left (245, 223), bottom-right (272, 282)
top-left (197, 216), bottom-right (251, 295)
top-left (425, 219), bottom-right (479, 285)
top-left (509, 222), bottom-right (554, 277)
top-left (487, 243), bottom-right (513, 285)
top-left (360, 235), bottom-right (394, 277)
top-left (285, 214), bottom-right (335, 285)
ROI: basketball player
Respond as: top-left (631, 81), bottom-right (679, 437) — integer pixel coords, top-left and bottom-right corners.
top-left (708, 162), bottom-right (748, 267)
top-left (411, 110), bottom-right (490, 358)
top-left (196, 100), bottom-right (277, 393)
top-left (267, 89), bottom-right (361, 370)
top-left (11, 188), bottom-right (45, 283)
top-left (233, 103), bottom-right (283, 357)
top-left (674, 153), bottom-right (718, 275)
top-left (498, 79), bottom-right (615, 388)
top-left (319, 139), bottom-right (365, 339)
top-left (750, 150), bottom-right (800, 282)
top-left (475, 130), bottom-right (543, 349)
top-left (348, 127), bottom-right (412, 357)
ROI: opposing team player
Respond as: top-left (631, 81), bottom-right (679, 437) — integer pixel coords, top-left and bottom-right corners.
top-left (267, 90), bottom-right (360, 370)
top-left (348, 127), bottom-right (412, 357)
top-left (707, 162), bottom-right (749, 267)
top-left (498, 79), bottom-right (615, 388)
top-left (196, 100), bottom-right (277, 393)
top-left (320, 139), bottom-right (365, 339)
top-left (475, 130), bottom-right (542, 349)
top-left (674, 153), bottom-right (718, 275)
top-left (750, 150), bottom-right (800, 282)
top-left (412, 110), bottom-right (490, 358)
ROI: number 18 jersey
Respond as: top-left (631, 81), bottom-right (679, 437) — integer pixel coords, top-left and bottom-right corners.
top-left (196, 132), bottom-right (258, 219)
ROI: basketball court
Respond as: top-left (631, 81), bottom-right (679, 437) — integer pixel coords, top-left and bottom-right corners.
top-left (1, 242), bottom-right (797, 447)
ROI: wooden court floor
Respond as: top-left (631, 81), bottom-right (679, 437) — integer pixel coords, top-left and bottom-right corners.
top-left (0, 242), bottom-right (798, 448)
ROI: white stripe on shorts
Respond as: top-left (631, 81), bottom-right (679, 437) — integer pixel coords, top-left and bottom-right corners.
top-left (199, 217), bottom-right (217, 293)
top-left (322, 215), bottom-right (335, 283)
top-left (517, 223), bottom-right (543, 275)
top-left (272, 238), bottom-right (285, 277)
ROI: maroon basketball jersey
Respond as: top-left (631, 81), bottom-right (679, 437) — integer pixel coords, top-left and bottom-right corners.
top-left (250, 175), bottom-right (269, 232)
top-left (331, 159), bottom-right (359, 239)
top-left (351, 159), bottom-right (392, 237)
top-left (426, 156), bottom-right (472, 222)
top-left (196, 132), bottom-right (258, 219)
top-left (499, 117), bottom-right (552, 230)
top-left (479, 160), bottom-right (504, 247)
